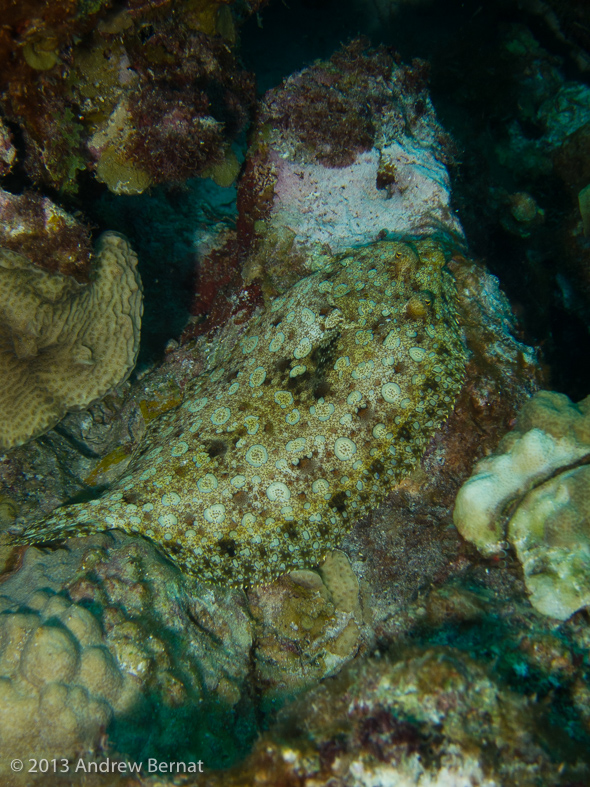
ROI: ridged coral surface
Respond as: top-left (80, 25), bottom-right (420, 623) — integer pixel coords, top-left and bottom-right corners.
top-left (22, 239), bottom-right (466, 584)
top-left (0, 232), bottom-right (142, 450)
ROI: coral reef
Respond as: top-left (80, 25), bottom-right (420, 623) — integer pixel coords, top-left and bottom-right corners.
top-left (470, 28), bottom-right (590, 186)
top-left (249, 549), bottom-right (364, 700)
top-left (0, 532), bottom-right (381, 786)
top-left (4, 24), bottom-right (582, 781)
top-left (3, 213), bottom-right (541, 654)
top-left (5, 41), bottom-right (538, 604)
top-left (238, 40), bottom-right (459, 291)
top-left (0, 0), bottom-right (259, 193)
top-left (0, 201), bottom-right (544, 775)
top-left (0, 228), bottom-right (553, 785)
top-left (152, 645), bottom-right (584, 787)
top-left (0, 188), bottom-right (92, 281)
top-left (0, 530), bottom-right (257, 785)
top-left (454, 390), bottom-right (590, 619)
top-left (0, 232), bottom-right (142, 450)
top-left (20, 238), bottom-right (466, 584)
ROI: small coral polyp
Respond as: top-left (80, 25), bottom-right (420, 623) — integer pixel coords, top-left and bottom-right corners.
top-left (23, 239), bottom-right (466, 585)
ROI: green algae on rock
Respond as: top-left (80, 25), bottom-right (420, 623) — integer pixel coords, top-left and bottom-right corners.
top-left (21, 240), bottom-right (466, 585)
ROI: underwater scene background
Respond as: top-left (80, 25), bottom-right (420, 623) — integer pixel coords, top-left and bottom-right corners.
top-left (1, 0), bottom-right (590, 784)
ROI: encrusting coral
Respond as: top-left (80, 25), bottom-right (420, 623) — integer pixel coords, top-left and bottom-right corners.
top-left (249, 549), bottom-right (364, 698)
top-left (21, 239), bottom-right (466, 585)
top-left (0, 232), bottom-right (142, 451)
top-left (454, 390), bottom-right (590, 619)
top-left (0, 188), bottom-right (93, 281)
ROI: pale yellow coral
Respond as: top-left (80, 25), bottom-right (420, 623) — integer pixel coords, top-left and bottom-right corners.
top-left (509, 465), bottom-right (590, 620)
top-left (0, 593), bottom-right (140, 785)
top-left (251, 550), bottom-right (363, 695)
top-left (0, 232), bottom-right (142, 451)
top-left (90, 101), bottom-right (152, 195)
top-left (453, 391), bottom-right (590, 555)
top-left (453, 390), bottom-right (590, 619)
top-left (320, 548), bottom-right (362, 618)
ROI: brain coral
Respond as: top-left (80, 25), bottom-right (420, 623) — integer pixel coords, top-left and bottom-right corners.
top-left (0, 232), bottom-right (142, 450)
top-left (22, 239), bottom-right (465, 585)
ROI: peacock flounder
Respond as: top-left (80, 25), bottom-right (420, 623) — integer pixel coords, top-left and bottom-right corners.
top-left (21, 240), bottom-right (466, 585)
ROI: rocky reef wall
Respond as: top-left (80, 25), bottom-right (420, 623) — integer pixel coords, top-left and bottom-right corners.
top-left (0, 4), bottom-right (589, 785)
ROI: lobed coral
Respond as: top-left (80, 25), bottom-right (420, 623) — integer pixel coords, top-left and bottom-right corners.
top-left (453, 392), bottom-right (590, 556)
top-left (0, 232), bottom-right (142, 450)
top-left (21, 239), bottom-right (466, 585)
top-left (0, 530), bottom-right (257, 784)
top-left (509, 463), bottom-right (590, 620)
top-left (454, 390), bottom-right (590, 619)
top-left (0, 592), bottom-right (134, 786)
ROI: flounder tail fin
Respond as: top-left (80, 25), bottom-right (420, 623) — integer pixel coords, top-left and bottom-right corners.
top-left (12, 503), bottom-right (105, 546)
